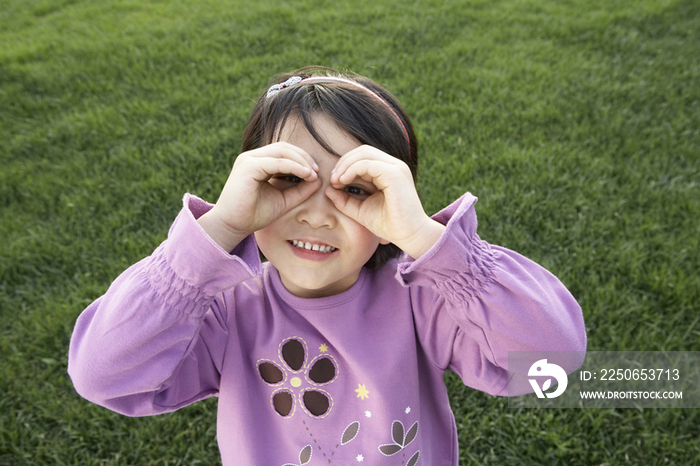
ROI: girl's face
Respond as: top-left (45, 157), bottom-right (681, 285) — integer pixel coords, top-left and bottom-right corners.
top-left (254, 113), bottom-right (385, 298)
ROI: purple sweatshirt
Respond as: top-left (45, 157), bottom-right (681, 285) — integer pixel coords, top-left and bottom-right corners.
top-left (68, 193), bottom-right (586, 465)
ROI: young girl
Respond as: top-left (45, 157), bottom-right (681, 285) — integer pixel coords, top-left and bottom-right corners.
top-left (69, 67), bottom-right (586, 465)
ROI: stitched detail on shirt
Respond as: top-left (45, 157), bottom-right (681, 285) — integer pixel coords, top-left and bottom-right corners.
top-left (433, 236), bottom-right (497, 304)
top-left (145, 247), bottom-right (212, 317)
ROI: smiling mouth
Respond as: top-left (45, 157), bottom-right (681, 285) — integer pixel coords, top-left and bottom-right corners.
top-left (290, 240), bottom-right (338, 254)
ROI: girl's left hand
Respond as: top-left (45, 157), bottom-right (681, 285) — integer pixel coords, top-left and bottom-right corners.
top-left (325, 145), bottom-right (445, 260)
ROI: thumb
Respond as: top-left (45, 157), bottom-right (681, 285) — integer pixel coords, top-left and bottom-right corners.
top-left (324, 186), bottom-right (363, 222)
top-left (325, 186), bottom-right (391, 245)
top-left (280, 178), bottom-right (322, 214)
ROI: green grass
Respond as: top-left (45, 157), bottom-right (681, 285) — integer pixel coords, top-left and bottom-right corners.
top-left (1, 0), bottom-right (699, 464)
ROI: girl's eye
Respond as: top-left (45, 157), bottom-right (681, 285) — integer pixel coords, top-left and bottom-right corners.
top-left (280, 174), bottom-right (303, 183)
top-left (342, 185), bottom-right (370, 200)
top-left (269, 174), bottom-right (303, 189)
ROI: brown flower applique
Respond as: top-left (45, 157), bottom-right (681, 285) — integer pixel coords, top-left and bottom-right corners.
top-left (257, 337), bottom-right (338, 419)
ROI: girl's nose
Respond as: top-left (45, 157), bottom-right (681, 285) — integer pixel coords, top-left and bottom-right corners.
top-left (294, 187), bottom-right (337, 229)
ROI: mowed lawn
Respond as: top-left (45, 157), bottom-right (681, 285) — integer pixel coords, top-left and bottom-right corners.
top-left (1, 0), bottom-right (699, 464)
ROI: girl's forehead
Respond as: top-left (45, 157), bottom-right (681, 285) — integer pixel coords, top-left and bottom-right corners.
top-left (277, 113), bottom-right (360, 159)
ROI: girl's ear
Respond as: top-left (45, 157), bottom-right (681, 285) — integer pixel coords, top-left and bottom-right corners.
top-left (379, 238), bottom-right (391, 245)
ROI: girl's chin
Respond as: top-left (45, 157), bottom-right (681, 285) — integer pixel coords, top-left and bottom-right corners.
top-left (279, 273), bottom-right (359, 299)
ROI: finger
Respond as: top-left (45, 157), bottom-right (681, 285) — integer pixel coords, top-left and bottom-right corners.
top-left (324, 185), bottom-right (364, 222)
top-left (274, 142), bottom-right (321, 172)
top-left (279, 177), bottom-right (323, 212)
top-left (332, 159), bottom-right (393, 191)
top-left (250, 157), bottom-right (319, 183)
top-left (251, 142), bottom-right (320, 172)
top-left (331, 145), bottom-right (396, 183)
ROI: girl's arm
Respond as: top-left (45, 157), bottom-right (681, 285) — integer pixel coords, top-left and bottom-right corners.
top-left (397, 194), bottom-right (587, 396)
top-left (323, 145), bottom-right (584, 395)
top-left (68, 194), bottom-right (260, 416)
top-left (70, 143), bottom-right (320, 415)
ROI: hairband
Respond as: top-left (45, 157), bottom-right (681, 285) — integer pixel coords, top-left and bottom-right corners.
top-left (266, 75), bottom-right (410, 152)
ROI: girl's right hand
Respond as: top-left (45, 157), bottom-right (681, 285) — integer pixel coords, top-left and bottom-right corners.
top-left (197, 142), bottom-right (321, 252)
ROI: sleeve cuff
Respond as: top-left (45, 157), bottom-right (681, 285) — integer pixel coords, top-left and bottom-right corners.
top-left (152, 193), bottom-right (261, 299)
top-left (396, 193), bottom-right (496, 301)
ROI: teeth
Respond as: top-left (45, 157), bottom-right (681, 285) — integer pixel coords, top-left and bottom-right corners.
top-left (291, 240), bottom-right (337, 253)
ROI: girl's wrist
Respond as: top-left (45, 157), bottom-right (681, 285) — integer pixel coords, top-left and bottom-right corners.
top-left (397, 217), bottom-right (446, 260)
top-left (197, 210), bottom-right (250, 253)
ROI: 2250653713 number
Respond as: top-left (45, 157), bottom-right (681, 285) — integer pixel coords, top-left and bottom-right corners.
top-left (599, 368), bottom-right (680, 381)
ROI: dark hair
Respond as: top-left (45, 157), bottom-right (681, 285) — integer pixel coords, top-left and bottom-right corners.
top-left (242, 66), bottom-right (418, 270)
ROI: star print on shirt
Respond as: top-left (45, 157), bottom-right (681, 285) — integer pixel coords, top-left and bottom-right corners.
top-left (319, 344), bottom-right (328, 353)
top-left (355, 383), bottom-right (369, 400)
top-left (356, 454), bottom-right (364, 462)
top-left (405, 406), bottom-right (411, 414)
top-left (365, 410), bottom-right (372, 418)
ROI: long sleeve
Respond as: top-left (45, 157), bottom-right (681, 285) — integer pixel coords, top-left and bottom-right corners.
top-left (68, 194), bottom-right (261, 416)
top-left (397, 193), bottom-right (586, 396)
